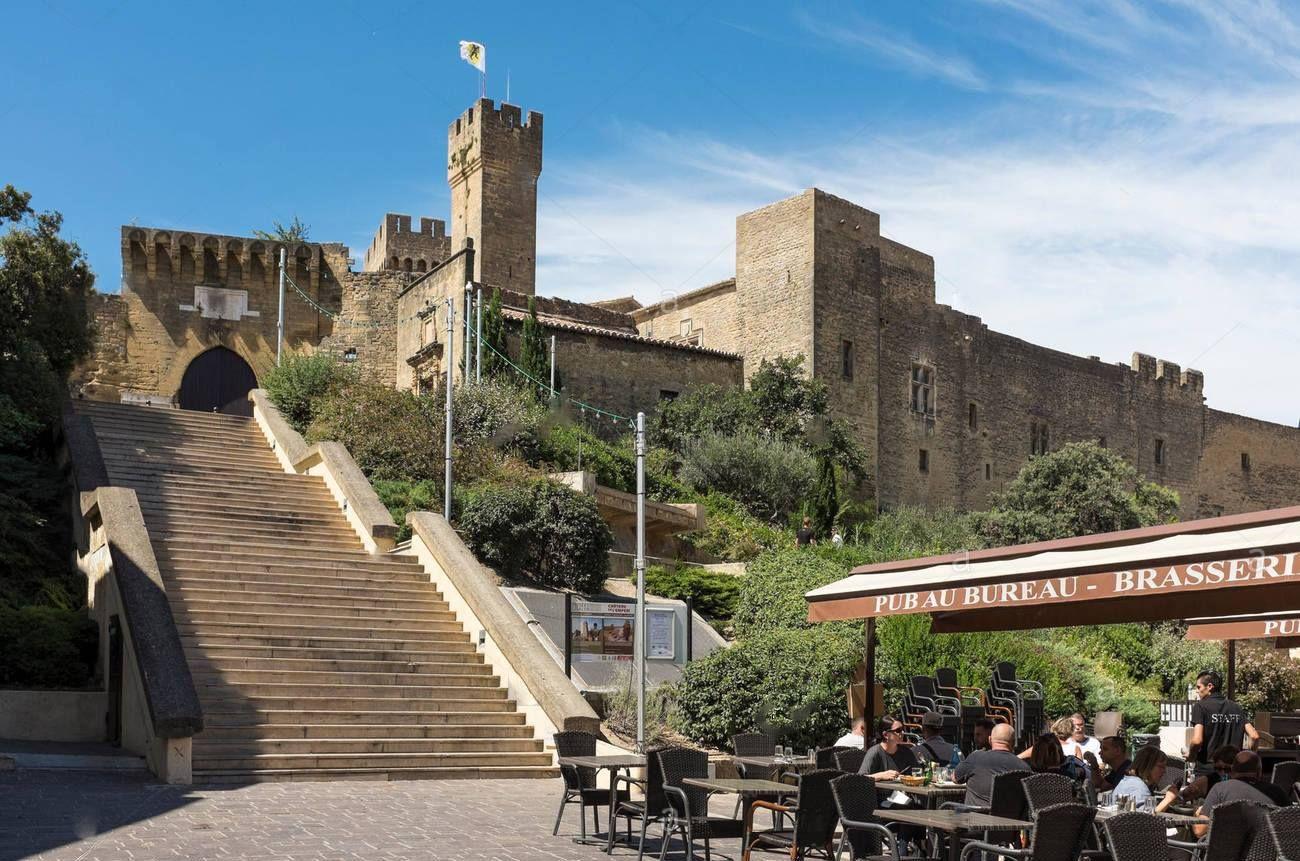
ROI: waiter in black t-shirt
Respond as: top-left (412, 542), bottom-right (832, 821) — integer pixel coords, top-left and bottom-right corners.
top-left (1188, 671), bottom-right (1259, 772)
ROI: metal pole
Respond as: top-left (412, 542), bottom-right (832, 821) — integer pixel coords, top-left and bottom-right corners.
top-left (685, 596), bottom-right (694, 662)
top-left (444, 297), bottom-right (455, 518)
top-left (1227, 639), bottom-right (1237, 700)
top-left (276, 248), bottom-right (286, 365)
top-left (864, 618), bottom-right (877, 725)
top-left (463, 283), bottom-right (472, 382)
top-left (564, 592), bottom-right (573, 679)
top-left (549, 335), bottom-right (556, 399)
top-left (634, 411), bottom-right (647, 752)
top-left (474, 286), bottom-right (483, 384)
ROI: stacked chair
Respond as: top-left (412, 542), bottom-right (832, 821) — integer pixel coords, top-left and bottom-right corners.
top-left (933, 667), bottom-right (996, 754)
top-left (988, 662), bottom-right (1045, 748)
top-left (902, 676), bottom-right (962, 745)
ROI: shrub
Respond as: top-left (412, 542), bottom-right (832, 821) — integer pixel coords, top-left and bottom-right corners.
top-left (537, 421), bottom-right (634, 492)
top-left (452, 378), bottom-right (545, 453)
top-left (677, 492), bottom-right (786, 562)
top-left (460, 480), bottom-right (613, 593)
top-left (0, 605), bottom-right (98, 689)
top-left (262, 351), bottom-right (353, 432)
top-left (373, 479), bottom-right (442, 543)
top-left (673, 625), bottom-right (861, 750)
top-left (735, 548), bottom-right (848, 636)
top-left (603, 664), bottom-right (674, 744)
top-left (1233, 643), bottom-right (1300, 714)
top-left (306, 381), bottom-right (443, 482)
top-left (642, 565), bottom-right (742, 621)
top-left (680, 432), bottom-right (815, 523)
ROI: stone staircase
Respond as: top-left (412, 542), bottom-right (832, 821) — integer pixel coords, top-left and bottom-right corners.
top-left (77, 400), bottom-right (555, 783)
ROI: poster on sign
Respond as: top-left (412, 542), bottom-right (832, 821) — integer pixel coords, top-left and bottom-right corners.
top-left (572, 600), bottom-right (635, 661)
top-left (647, 608), bottom-right (675, 659)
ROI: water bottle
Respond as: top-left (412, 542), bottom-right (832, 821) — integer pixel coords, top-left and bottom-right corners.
top-left (950, 745), bottom-right (962, 770)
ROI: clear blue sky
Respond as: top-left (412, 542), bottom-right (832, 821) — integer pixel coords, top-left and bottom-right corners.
top-left (6, 1), bottom-right (1300, 424)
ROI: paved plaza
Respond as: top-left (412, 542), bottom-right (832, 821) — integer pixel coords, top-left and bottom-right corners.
top-left (0, 771), bottom-right (721, 861)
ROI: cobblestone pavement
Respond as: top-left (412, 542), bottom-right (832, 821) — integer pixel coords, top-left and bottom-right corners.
top-left (0, 771), bottom-right (743, 861)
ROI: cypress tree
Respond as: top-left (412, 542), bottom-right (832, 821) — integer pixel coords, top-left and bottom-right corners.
top-left (519, 296), bottom-right (553, 400)
top-left (812, 452), bottom-right (838, 538)
top-left (479, 288), bottom-right (508, 378)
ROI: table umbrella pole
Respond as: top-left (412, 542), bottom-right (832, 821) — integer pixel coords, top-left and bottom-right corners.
top-left (865, 617), bottom-right (877, 725)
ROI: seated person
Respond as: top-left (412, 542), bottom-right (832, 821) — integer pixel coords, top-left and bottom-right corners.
top-left (1065, 712), bottom-right (1102, 760)
top-left (1178, 745), bottom-right (1237, 805)
top-left (834, 717), bottom-right (867, 749)
top-left (1090, 736), bottom-right (1132, 791)
top-left (953, 722), bottom-right (1030, 808)
top-left (914, 711), bottom-right (955, 765)
top-left (1112, 746), bottom-right (1180, 812)
top-left (972, 717), bottom-right (995, 752)
top-left (1193, 750), bottom-right (1287, 837)
top-left (858, 716), bottom-right (918, 782)
top-left (1025, 732), bottom-right (1086, 780)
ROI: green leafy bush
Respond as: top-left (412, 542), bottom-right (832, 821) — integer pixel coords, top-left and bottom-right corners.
top-left (307, 381), bottom-right (443, 482)
top-left (673, 625), bottom-right (861, 750)
top-left (734, 548), bottom-right (847, 636)
top-left (680, 432), bottom-right (815, 523)
top-left (1233, 643), bottom-right (1300, 714)
top-left (452, 378), bottom-right (544, 452)
top-left (262, 351), bottom-right (354, 433)
top-left (603, 664), bottom-right (673, 744)
top-left (460, 480), bottom-right (613, 593)
top-left (373, 479), bottom-right (442, 543)
top-left (677, 492), bottom-right (786, 562)
top-left (537, 421), bottom-right (634, 491)
top-left (0, 605), bottom-right (98, 689)
top-left (642, 565), bottom-right (742, 621)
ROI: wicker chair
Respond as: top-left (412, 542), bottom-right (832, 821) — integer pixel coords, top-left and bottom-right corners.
top-left (733, 733), bottom-right (778, 819)
top-left (1272, 761), bottom-right (1300, 789)
top-left (835, 748), bottom-right (868, 775)
top-left (1022, 773), bottom-right (1076, 816)
top-left (960, 802), bottom-right (1095, 861)
top-left (1269, 807), bottom-right (1300, 861)
top-left (658, 746), bottom-right (745, 861)
top-left (829, 773), bottom-right (900, 861)
top-left (552, 731), bottom-right (630, 841)
top-left (744, 768), bottom-right (841, 860)
top-left (609, 745), bottom-right (669, 858)
top-left (1100, 812), bottom-right (1169, 861)
top-left (944, 770), bottom-right (1033, 849)
top-left (1169, 799), bottom-right (1273, 861)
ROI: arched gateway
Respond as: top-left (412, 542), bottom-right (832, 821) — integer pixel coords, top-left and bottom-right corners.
top-left (177, 347), bottom-right (256, 416)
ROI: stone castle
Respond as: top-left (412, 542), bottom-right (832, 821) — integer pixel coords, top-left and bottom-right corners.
top-left (75, 97), bottom-right (1300, 520)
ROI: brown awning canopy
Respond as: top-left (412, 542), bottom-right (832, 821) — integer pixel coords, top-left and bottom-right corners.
top-left (806, 506), bottom-right (1300, 633)
top-left (1186, 611), bottom-right (1300, 642)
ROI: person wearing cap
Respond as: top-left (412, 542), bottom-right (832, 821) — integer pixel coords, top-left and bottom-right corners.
top-left (1192, 750), bottom-right (1288, 837)
top-left (914, 711), bottom-right (955, 765)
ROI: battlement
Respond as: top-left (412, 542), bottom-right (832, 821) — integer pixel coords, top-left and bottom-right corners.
top-left (1130, 351), bottom-right (1204, 393)
top-left (449, 98), bottom-right (542, 139)
top-left (120, 225), bottom-right (337, 293)
top-left (363, 213), bottom-right (452, 274)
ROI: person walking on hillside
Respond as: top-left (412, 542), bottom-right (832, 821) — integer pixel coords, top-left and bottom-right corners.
top-left (1188, 671), bottom-right (1259, 773)
top-left (795, 516), bottom-right (816, 547)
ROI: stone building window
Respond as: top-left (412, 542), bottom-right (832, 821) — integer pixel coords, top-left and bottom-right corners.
top-left (1030, 421), bottom-right (1050, 456)
top-left (1154, 438), bottom-right (1166, 466)
top-left (1098, 435), bottom-right (1107, 448)
top-left (918, 449), bottom-right (929, 473)
top-left (1241, 452), bottom-right (1251, 471)
top-left (985, 463), bottom-right (991, 480)
top-left (841, 340), bottom-right (854, 380)
top-left (659, 389), bottom-right (679, 402)
top-left (679, 319), bottom-right (693, 338)
top-left (968, 402), bottom-right (978, 431)
top-left (342, 347), bottom-right (358, 363)
top-left (910, 363), bottom-right (935, 417)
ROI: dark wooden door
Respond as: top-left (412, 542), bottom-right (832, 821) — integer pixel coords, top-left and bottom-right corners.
top-left (178, 347), bottom-right (256, 416)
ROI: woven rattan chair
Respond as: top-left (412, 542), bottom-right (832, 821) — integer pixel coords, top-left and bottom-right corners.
top-left (1269, 807), bottom-right (1300, 861)
top-left (835, 748), bottom-right (868, 775)
top-left (744, 768), bottom-right (841, 860)
top-left (960, 802), bottom-right (1095, 861)
top-left (1272, 761), bottom-right (1300, 789)
top-left (1100, 811), bottom-right (1169, 861)
top-left (1169, 799), bottom-right (1273, 861)
top-left (552, 731), bottom-right (630, 841)
top-left (733, 733), bottom-right (778, 819)
top-left (829, 773), bottom-right (900, 861)
top-left (609, 745), bottom-right (669, 858)
top-left (658, 746), bottom-right (745, 861)
top-left (1023, 773), bottom-right (1076, 816)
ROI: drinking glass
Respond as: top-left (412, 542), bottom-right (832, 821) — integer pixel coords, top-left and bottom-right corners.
top-left (784, 746), bottom-right (794, 760)
top-left (806, 748), bottom-right (816, 764)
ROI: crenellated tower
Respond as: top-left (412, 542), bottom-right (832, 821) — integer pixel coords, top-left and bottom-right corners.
top-left (447, 98), bottom-right (543, 294)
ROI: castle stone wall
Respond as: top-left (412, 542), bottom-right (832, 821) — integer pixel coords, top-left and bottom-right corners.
top-left (362, 213), bottom-right (451, 273)
top-left (734, 191), bottom-right (816, 376)
top-left (316, 271), bottom-right (408, 386)
top-left (394, 245), bottom-right (476, 392)
top-left (633, 279), bottom-right (741, 353)
top-left (1199, 410), bottom-right (1300, 517)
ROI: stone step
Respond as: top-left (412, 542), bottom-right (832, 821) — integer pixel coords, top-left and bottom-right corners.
top-left (158, 536), bottom-right (406, 561)
top-left (114, 471), bottom-right (333, 495)
top-left (176, 620), bottom-right (468, 641)
top-left (144, 509), bottom-right (354, 533)
top-left (181, 641), bottom-right (479, 662)
top-left (98, 440), bottom-right (281, 467)
top-left (174, 594), bottom-right (453, 621)
top-left (201, 709), bottom-right (528, 727)
top-left (200, 695), bottom-right (518, 713)
top-left (192, 750), bottom-right (553, 772)
top-left (153, 524), bottom-right (361, 547)
top-left (137, 494), bottom-right (342, 519)
top-left (192, 668), bottom-right (499, 687)
top-left (192, 737), bottom-right (545, 755)
top-left (177, 607), bottom-right (460, 631)
top-left (197, 723), bottom-right (535, 740)
top-left (194, 681), bottom-right (508, 699)
top-left (188, 655), bottom-right (487, 674)
top-left (157, 547), bottom-right (421, 574)
top-left (166, 569), bottom-right (431, 594)
top-left (172, 586), bottom-right (446, 613)
top-left (192, 733), bottom-right (543, 754)
top-left (77, 402), bottom-right (257, 431)
top-left (189, 764), bottom-right (558, 783)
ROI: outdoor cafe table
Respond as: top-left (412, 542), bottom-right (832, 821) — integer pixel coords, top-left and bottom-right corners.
top-left (682, 777), bottom-right (797, 855)
top-left (556, 754), bottom-right (647, 847)
top-left (874, 780), bottom-right (967, 809)
top-left (1094, 807), bottom-right (1208, 829)
top-left (733, 755), bottom-right (815, 771)
top-left (872, 808), bottom-right (1033, 861)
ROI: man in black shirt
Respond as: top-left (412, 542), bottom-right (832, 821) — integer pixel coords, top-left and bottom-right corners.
top-left (1091, 736), bottom-right (1131, 791)
top-left (795, 517), bottom-right (816, 547)
top-left (1189, 671), bottom-right (1259, 770)
top-left (914, 711), bottom-right (955, 765)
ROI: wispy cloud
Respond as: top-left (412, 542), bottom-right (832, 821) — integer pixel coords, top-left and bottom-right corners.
top-left (798, 12), bottom-right (988, 91)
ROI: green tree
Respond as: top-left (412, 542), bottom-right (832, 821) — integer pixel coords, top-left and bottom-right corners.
top-left (812, 453), bottom-right (838, 538)
top-left (252, 215), bottom-right (310, 243)
top-left (977, 441), bottom-right (1180, 545)
top-left (518, 297), bottom-right (553, 400)
top-left (479, 288), bottom-right (508, 378)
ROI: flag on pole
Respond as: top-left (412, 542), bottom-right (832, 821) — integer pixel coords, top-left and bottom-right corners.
top-left (459, 41), bottom-right (486, 73)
